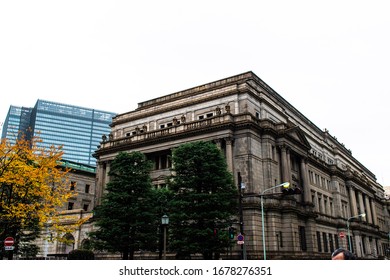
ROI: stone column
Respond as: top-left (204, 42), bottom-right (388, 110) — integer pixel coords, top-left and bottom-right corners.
top-left (371, 200), bottom-right (378, 226)
top-left (95, 162), bottom-right (105, 206)
top-left (225, 137), bottom-right (234, 173)
top-left (300, 158), bottom-right (311, 203)
top-left (286, 149), bottom-right (292, 182)
top-left (314, 192), bottom-right (319, 212)
top-left (364, 195), bottom-right (373, 224)
top-left (357, 191), bottom-right (366, 221)
top-left (280, 146), bottom-right (289, 183)
top-left (214, 138), bottom-right (222, 150)
top-left (347, 185), bottom-right (358, 217)
top-left (304, 218), bottom-right (317, 253)
top-left (320, 194), bottom-right (325, 214)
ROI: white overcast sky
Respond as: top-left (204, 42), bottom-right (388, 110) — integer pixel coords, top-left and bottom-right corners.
top-left (1, 0), bottom-right (389, 186)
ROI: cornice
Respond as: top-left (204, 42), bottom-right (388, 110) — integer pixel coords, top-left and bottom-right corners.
top-left (113, 72), bottom-right (256, 126)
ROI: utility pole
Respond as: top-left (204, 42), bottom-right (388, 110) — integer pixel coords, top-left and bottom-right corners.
top-left (237, 172), bottom-right (247, 260)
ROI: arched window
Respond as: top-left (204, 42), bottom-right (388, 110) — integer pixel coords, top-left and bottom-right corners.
top-left (58, 233), bottom-right (75, 254)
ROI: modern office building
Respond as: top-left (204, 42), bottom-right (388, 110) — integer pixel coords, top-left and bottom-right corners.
top-left (1, 100), bottom-right (117, 166)
top-left (94, 71), bottom-right (390, 259)
top-left (1, 105), bottom-right (33, 142)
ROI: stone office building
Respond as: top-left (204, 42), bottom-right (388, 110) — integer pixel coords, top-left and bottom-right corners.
top-left (34, 161), bottom-right (96, 259)
top-left (94, 71), bottom-right (390, 259)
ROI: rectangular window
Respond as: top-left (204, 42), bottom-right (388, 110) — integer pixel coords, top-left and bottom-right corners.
top-left (309, 171), bottom-right (314, 183)
top-left (315, 174), bottom-right (320, 185)
top-left (330, 201), bottom-right (333, 216)
top-left (361, 235), bottom-right (366, 254)
top-left (68, 202), bottom-right (74, 210)
top-left (299, 226), bottom-right (307, 251)
top-left (318, 197), bottom-right (322, 213)
top-left (329, 233), bottom-right (334, 253)
top-left (334, 234), bottom-right (339, 249)
top-left (323, 232), bottom-right (329, 252)
top-left (347, 233), bottom-right (353, 251)
top-left (279, 231), bottom-right (283, 248)
top-left (85, 184), bottom-right (90, 194)
top-left (317, 231), bottom-right (322, 252)
top-left (206, 113), bottom-right (213, 118)
top-left (324, 198), bottom-right (328, 214)
top-left (155, 157), bottom-right (160, 170)
top-left (160, 155), bottom-right (167, 169)
top-left (83, 204), bottom-right (89, 211)
top-left (70, 181), bottom-right (76, 191)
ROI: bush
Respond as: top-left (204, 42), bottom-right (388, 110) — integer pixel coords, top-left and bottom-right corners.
top-left (67, 249), bottom-right (95, 260)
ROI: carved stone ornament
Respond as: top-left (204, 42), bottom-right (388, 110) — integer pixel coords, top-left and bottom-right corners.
top-left (225, 104), bottom-right (231, 113)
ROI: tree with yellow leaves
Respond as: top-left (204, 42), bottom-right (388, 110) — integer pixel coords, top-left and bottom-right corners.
top-left (0, 135), bottom-right (86, 259)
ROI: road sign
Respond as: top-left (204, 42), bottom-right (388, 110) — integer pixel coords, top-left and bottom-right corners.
top-left (4, 246), bottom-right (14, 251)
top-left (339, 232), bottom-right (345, 238)
top-left (4, 237), bottom-right (14, 246)
top-left (237, 234), bottom-right (244, 244)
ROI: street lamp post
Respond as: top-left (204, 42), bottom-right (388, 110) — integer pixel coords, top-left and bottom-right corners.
top-left (161, 214), bottom-right (169, 260)
top-left (347, 213), bottom-right (365, 253)
top-left (261, 182), bottom-right (290, 260)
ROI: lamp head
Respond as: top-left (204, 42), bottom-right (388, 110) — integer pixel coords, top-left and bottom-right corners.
top-left (161, 214), bottom-right (169, 225)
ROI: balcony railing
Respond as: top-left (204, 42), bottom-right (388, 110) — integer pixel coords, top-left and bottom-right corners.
top-left (100, 114), bottom-right (239, 149)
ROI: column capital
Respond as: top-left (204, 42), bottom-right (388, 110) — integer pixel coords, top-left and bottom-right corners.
top-left (224, 137), bottom-right (234, 145)
top-left (277, 144), bottom-right (291, 151)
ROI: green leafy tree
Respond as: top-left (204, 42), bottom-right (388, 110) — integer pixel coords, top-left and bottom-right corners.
top-left (168, 141), bottom-right (237, 259)
top-left (88, 151), bottom-right (157, 260)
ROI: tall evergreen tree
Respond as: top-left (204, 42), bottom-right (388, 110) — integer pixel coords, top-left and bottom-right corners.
top-left (149, 187), bottom-right (174, 259)
top-left (88, 151), bottom-right (156, 260)
top-left (168, 141), bottom-right (237, 259)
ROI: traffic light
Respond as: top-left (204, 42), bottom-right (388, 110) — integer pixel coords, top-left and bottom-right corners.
top-left (282, 186), bottom-right (302, 195)
top-left (228, 227), bottom-right (235, 239)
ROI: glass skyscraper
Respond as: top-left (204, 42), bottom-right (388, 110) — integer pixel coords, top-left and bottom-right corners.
top-left (1, 106), bottom-right (33, 142)
top-left (1, 100), bottom-right (116, 166)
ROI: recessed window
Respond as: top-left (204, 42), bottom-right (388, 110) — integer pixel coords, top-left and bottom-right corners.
top-left (206, 113), bottom-right (213, 118)
top-left (70, 181), bottom-right (76, 191)
top-left (85, 184), bottom-right (90, 194)
top-left (83, 204), bottom-right (89, 211)
top-left (68, 202), bottom-right (74, 210)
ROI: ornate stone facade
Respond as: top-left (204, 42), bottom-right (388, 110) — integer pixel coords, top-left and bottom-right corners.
top-left (94, 71), bottom-right (390, 259)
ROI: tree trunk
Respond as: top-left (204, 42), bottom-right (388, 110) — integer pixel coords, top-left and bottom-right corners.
top-left (122, 247), bottom-right (129, 260)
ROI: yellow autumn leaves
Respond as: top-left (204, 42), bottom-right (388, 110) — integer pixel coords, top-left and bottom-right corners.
top-left (0, 136), bottom-right (86, 241)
